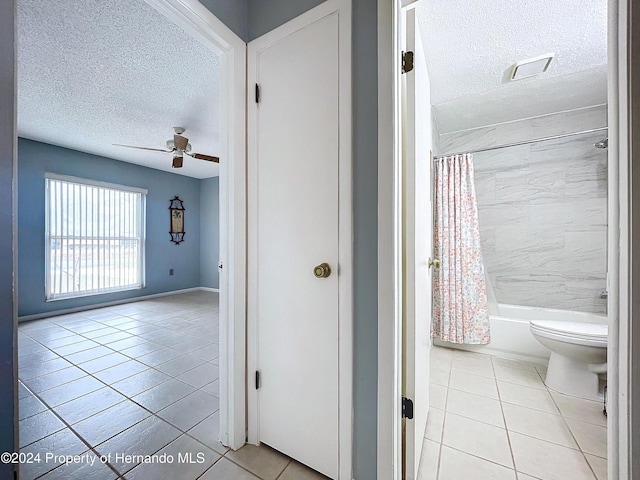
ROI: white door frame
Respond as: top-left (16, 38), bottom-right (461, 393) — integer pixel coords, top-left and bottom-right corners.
top-left (144, 0), bottom-right (247, 450)
top-left (246, 1), bottom-right (353, 477)
top-left (610, 0), bottom-right (637, 478)
top-left (377, 0), bottom-right (402, 478)
top-left (607, 0), bottom-right (622, 477)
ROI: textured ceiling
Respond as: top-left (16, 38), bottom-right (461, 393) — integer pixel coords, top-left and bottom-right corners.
top-left (416, 0), bottom-right (608, 133)
top-left (18, 0), bottom-right (221, 179)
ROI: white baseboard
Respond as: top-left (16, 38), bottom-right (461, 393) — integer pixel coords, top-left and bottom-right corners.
top-left (433, 338), bottom-right (550, 365)
top-left (18, 287), bottom-right (219, 323)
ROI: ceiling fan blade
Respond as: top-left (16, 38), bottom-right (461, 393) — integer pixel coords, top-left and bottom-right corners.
top-left (172, 155), bottom-right (184, 168)
top-left (188, 152), bottom-right (220, 163)
top-left (113, 143), bottom-right (173, 153)
top-left (174, 134), bottom-right (189, 151)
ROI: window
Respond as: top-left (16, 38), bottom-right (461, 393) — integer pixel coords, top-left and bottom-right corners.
top-left (45, 173), bottom-right (147, 300)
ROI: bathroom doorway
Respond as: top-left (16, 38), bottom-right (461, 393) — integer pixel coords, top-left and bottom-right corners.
top-left (424, 125), bottom-right (610, 480)
top-left (400, 1), bottom-right (612, 479)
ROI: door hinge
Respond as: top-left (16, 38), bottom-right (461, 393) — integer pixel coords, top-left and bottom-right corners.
top-left (218, 262), bottom-right (223, 270)
top-left (255, 83), bottom-right (260, 103)
top-left (255, 370), bottom-right (260, 389)
top-left (402, 51), bottom-right (414, 74)
top-left (402, 396), bottom-right (414, 419)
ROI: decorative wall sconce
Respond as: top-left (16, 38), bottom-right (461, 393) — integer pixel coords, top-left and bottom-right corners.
top-left (169, 196), bottom-right (185, 244)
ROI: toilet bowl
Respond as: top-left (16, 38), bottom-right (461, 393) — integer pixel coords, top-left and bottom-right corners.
top-left (529, 320), bottom-right (607, 401)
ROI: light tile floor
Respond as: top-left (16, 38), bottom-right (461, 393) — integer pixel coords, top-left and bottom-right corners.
top-left (417, 346), bottom-right (608, 480)
top-left (18, 291), bottom-right (327, 480)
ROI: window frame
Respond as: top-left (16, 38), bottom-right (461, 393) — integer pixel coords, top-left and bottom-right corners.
top-left (44, 172), bottom-right (147, 301)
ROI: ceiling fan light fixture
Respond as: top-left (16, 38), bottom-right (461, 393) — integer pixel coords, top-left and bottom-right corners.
top-left (166, 140), bottom-right (191, 152)
top-left (174, 134), bottom-right (189, 151)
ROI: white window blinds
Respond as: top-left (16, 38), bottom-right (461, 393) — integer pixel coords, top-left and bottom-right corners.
top-left (45, 173), bottom-right (146, 300)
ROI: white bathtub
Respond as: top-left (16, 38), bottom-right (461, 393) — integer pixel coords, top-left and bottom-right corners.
top-left (433, 304), bottom-right (608, 364)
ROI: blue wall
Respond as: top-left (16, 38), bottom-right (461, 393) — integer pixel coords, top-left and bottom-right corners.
top-left (246, 0), bottom-right (325, 40)
top-left (200, 177), bottom-right (219, 288)
top-left (351, 1), bottom-right (378, 477)
top-left (247, 2), bottom-right (382, 476)
top-left (199, 0), bottom-right (248, 41)
top-left (18, 138), bottom-right (204, 317)
top-left (0, 1), bottom-right (16, 474)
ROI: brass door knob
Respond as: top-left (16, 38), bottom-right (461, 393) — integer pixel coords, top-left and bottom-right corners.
top-left (314, 263), bottom-right (332, 278)
top-left (428, 258), bottom-right (441, 269)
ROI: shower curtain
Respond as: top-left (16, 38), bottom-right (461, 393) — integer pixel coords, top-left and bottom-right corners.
top-left (432, 153), bottom-right (491, 344)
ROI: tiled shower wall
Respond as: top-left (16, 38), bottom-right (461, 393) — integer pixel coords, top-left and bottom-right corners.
top-left (438, 105), bottom-right (608, 313)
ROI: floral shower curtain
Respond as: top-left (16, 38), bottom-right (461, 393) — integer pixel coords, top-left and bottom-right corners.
top-left (432, 153), bottom-right (490, 344)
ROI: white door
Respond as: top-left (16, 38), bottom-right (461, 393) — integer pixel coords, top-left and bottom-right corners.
top-left (402, 5), bottom-right (433, 480)
top-left (247, 4), bottom-right (350, 478)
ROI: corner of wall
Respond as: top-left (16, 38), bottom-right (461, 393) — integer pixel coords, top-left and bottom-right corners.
top-left (199, 176), bottom-right (220, 288)
top-left (198, 0), bottom-right (249, 41)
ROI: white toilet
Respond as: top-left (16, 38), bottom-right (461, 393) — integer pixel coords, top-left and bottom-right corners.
top-left (529, 320), bottom-right (608, 401)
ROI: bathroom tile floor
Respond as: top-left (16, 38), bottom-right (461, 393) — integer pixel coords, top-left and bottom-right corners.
top-left (17, 291), bottom-right (327, 480)
top-left (417, 346), bottom-right (608, 480)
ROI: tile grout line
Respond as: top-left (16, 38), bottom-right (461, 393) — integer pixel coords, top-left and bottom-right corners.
top-left (434, 360), bottom-right (453, 480)
top-left (193, 455), bottom-right (227, 480)
top-left (20, 324), bottom-right (221, 477)
top-left (438, 443), bottom-right (530, 476)
top-left (17, 293), bottom-right (285, 480)
top-left (439, 408), bottom-right (598, 455)
top-left (22, 331), bottom-right (217, 404)
top-left (18, 380), bottom-right (123, 479)
top-left (438, 387), bottom-right (597, 453)
top-left (490, 356), bottom-right (519, 477)
top-left (445, 360), bottom-right (580, 444)
top-left (34, 387), bottom-right (219, 471)
top-left (76, 359), bottom-right (222, 443)
top-left (22, 311), bottom-right (210, 369)
top-left (435, 354), bottom-right (519, 477)
top-left (273, 458), bottom-right (293, 480)
top-left (433, 347), bottom-right (607, 480)
top-left (543, 371), bottom-right (601, 480)
top-left (219, 447), bottom-right (288, 480)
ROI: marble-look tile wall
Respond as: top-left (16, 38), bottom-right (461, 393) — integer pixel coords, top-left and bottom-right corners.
top-left (437, 105), bottom-right (607, 155)
top-left (438, 106), bottom-right (608, 313)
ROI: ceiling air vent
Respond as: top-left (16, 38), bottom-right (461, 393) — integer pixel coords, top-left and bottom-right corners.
top-left (510, 53), bottom-right (555, 80)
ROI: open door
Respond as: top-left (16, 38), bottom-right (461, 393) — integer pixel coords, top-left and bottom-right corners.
top-left (401, 4), bottom-right (433, 480)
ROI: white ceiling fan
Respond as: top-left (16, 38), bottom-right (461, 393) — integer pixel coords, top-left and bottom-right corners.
top-left (114, 127), bottom-right (219, 168)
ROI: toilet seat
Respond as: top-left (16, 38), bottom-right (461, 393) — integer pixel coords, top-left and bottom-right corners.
top-left (530, 320), bottom-right (607, 347)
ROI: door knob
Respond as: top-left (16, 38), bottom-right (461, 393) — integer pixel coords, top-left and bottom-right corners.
top-left (313, 263), bottom-right (332, 278)
top-left (428, 258), bottom-right (440, 269)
